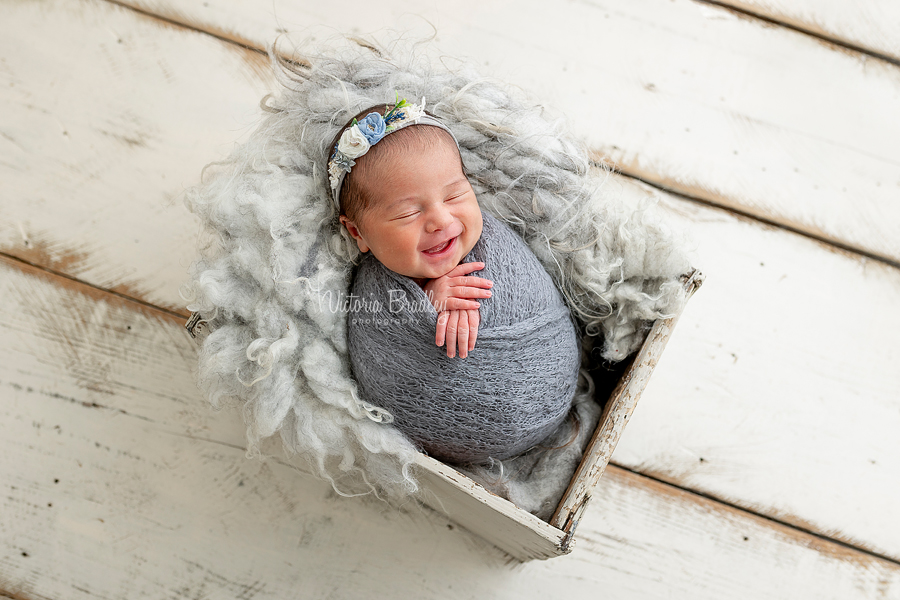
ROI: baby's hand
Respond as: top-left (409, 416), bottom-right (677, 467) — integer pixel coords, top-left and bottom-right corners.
top-left (436, 309), bottom-right (481, 359)
top-left (422, 262), bottom-right (493, 312)
top-left (425, 262), bottom-right (492, 359)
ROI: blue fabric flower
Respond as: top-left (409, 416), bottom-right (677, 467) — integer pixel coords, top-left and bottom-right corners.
top-left (357, 112), bottom-right (387, 145)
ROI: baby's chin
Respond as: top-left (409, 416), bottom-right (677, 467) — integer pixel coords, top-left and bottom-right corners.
top-left (400, 241), bottom-right (470, 281)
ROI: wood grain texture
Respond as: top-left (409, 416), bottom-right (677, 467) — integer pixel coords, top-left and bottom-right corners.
top-left (552, 271), bottom-right (703, 531)
top-left (415, 455), bottom-right (570, 561)
top-left (109, 0), bottom-right (900, 265)
top-left (3, 0), bottom-right (899, 560)
top-left (415, 273), bottom-right (703, 559)
top-left (4, 0), bottom-right (900, 593)
top-left (2, 255), bottom-right (899, 599)
top-left (714, 0), bottom-right (900, 63)
top-left (619, 176), bottom-right (900, 562)
top-left (0, 0), bottom-right (276, 314)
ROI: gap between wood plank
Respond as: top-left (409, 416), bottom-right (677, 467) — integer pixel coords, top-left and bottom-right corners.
top-left (96, 0), bottom-right (900, 276)
top-left (609, 461), bottom-right (900, 569)
top-left (0, 589), bottom-right (52, 600)
top-left (103, 0), bottom-right (262, 53)
top-left (2, 245), bottom-right (896, 571)
top-left (0, 250), bottom-right (186, 322)
top-left (693, 0), bottom-right (900, 69)
top-left (593, 159), bottom-right (900, 271)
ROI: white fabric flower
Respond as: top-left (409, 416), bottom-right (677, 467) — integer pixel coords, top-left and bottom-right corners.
top-left (337, 125), bottom-right (370, 159)
top-left (328, 161), bottom-right (345, 189)
top-left (401, 101), bottom-right (425, 122)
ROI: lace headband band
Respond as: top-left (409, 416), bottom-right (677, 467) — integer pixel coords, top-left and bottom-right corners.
top-left (327, 97), bottom-right (459, 211)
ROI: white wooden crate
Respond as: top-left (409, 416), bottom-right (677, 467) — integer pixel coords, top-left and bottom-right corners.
top-left (413, 270), bottom-right (704, 560)
top-left (186, 271), bottom-right (703, 561)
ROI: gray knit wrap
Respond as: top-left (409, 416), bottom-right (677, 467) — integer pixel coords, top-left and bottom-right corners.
top-left (348, 212), bottom-right (580, 463)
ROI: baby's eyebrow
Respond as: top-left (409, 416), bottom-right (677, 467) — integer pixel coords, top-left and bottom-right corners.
top-left (384, 197), bottom-right (416, 211)
top-left (385, 177), bottom-right (470, 209)
top-left (444, 176), bottom-right (470, 189)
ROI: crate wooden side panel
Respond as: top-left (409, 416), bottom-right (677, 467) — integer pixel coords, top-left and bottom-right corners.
top-left (551, 272), bottom-right (704, 530)
top-left (414, 456), bottom-right (569, 561)
top-left (415, 272), bottom-right (701, 559)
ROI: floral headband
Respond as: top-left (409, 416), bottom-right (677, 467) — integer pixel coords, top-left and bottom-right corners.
top-left (327, 96), bottom-right (459, 211)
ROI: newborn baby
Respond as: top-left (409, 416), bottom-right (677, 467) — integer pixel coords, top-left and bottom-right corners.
top-left (332, 99), bottom-right (581, 464)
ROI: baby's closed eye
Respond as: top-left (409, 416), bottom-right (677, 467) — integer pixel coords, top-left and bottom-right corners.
top-left (445, 190), bottom-right (471, 203)
top-left (391, 209), bottom-right (420, 221)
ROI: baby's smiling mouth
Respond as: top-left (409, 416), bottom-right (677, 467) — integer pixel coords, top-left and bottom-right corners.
top-left (423, 236), bottom-right (456, 255)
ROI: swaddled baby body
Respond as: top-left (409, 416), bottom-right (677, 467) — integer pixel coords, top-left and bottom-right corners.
top-left (332, 99), bottom-right (581, 464)
top-left (349, 211), bottom-right (580, 463)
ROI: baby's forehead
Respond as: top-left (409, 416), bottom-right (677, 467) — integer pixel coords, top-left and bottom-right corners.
top-left (372, 126), bottom-right (460, 164)
top-left (360, 129), bottom-right (464, 183)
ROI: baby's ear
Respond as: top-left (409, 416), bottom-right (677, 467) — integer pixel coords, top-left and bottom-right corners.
top-left (339, 216), bottom-right (370, 253)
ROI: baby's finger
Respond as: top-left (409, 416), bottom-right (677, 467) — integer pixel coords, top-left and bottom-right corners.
top-left (435, 311), bottom-right (449, 347)
top-left (451, 274), bottom-right (493, 288)
top-left (448, 284), bottom-right (493, 299)
top-left (467, 309), bottom-right (480, 352)
top-left (457, 313), bottom-right (470, 359)
top-left (445, 311), bottom-right (459, 358)
top-left (447, 262), bottom-right (485, 277)
top-left (443, 298), bottom-right (481, 311)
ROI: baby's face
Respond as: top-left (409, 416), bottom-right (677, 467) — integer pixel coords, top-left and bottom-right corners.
top-left (341, 139), bottom-right (483, 280)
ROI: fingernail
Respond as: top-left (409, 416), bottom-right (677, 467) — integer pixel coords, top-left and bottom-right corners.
top-left (485, 291), bottom-right (491, 297)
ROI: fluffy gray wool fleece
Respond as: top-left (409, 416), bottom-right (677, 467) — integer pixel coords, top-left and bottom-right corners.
top-left (182, 37), bottom-right (692, 504)
top-left (348, 211), bottom-right (581, 464)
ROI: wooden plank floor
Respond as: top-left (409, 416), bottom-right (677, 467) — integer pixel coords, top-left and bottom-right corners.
top-left (2, 0), bottom-right (899, 597)
top-left (715, 0), bottom-right (900, 63)
top-left (113, 0), bottom-right (900, 265)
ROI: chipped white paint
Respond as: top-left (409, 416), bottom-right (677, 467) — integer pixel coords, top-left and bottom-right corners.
top-left (552, 271), bottom-right (703, 531)
top-left (114, 0), bottom-right (900, 264)
top-left (414, 455), bottom-right (570, 561)
top-left (2, 257), bottom-right (899, 599)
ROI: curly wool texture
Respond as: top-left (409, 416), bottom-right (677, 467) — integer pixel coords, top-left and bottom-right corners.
top-left (349, 211), bottom-right (580, 464)
top-left (183, 38), bottom-right (692, 501)
top-left (458, 379), bottom-right (603, 520)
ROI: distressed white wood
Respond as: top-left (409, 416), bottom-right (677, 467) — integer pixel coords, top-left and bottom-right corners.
top-left (353, 273), bottom-right (703, 560)
top-left (113, 0), bottom-right (900, 264)
top-left (415, 455), bottom-right (570, 560)
top-left (720, 0), bottom-right (900, 63)
top-left (1, 0), bottom-right (899, 560)
top-left (2, 256), bottom-right (899, 599)
top-left (616, 177), bottom-right (900, 561)
top-left (552, 271), bottom-right (703, 531)
top-left (3, 0), bottom-right (900, 591)
top-left (0, 0), bottom-right (276, 313)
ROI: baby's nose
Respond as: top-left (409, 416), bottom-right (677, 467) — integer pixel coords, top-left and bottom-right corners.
top-left (425, 205), bottom-right (454, 232)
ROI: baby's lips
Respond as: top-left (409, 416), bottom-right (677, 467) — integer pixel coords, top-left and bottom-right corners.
top-left (423, 236), bottom-right (455, 254)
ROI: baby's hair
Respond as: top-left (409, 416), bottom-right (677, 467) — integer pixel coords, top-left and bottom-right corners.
top-left (331, 104), bottom-right (466, 222)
